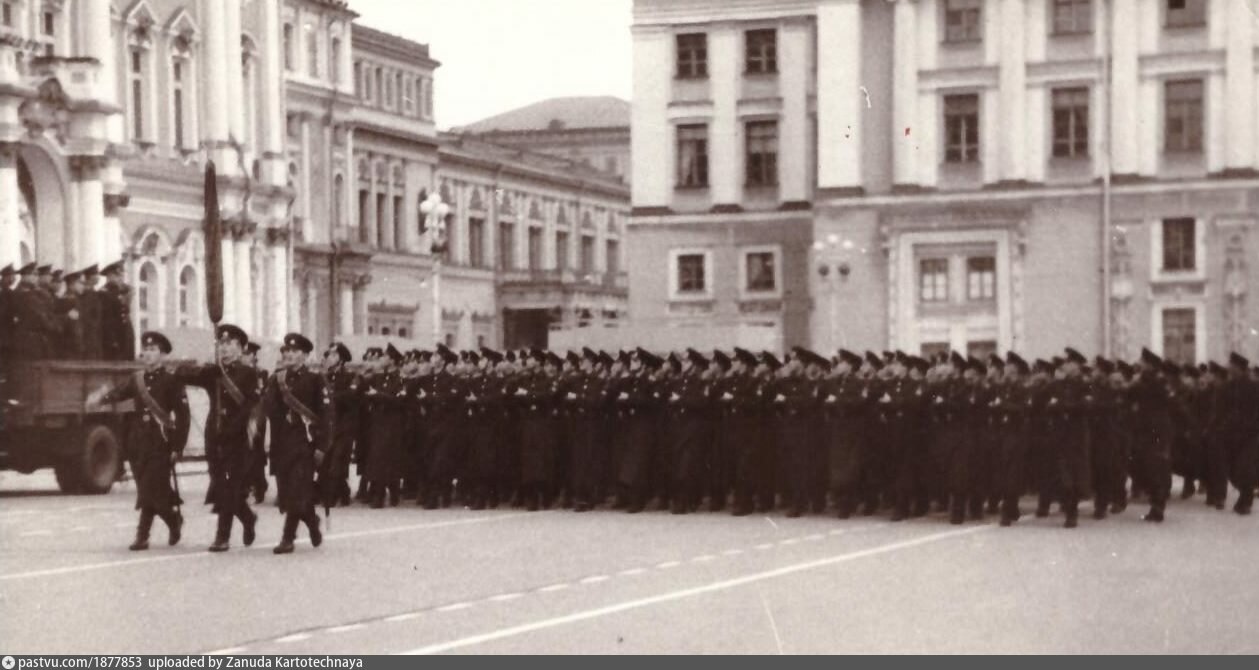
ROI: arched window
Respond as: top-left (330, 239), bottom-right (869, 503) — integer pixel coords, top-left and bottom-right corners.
top-left (282, 23), bottom-right (294, 71)
top-left (138, 262), bottom-right (158, 331)
top-left (305, 22), bottom-right (319, 78)
top-left (242, 37), bottom-right (258, 149)
top-left (330, 37), bottom-right (342, 85)
top-left (178, 266), bottom-right (198, 327)
top-left (127, 40), bottom-right (151, 141)
top-left (333, 174), bottom-right (345, 232)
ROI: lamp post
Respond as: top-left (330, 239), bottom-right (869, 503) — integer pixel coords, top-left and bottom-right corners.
top-left (420, 191), bottom-right (450, 346)
top-left (812, 234), bottom-right (858, 352)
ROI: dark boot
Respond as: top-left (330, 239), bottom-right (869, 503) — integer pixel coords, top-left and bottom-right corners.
top-left (949, 498), bottom-right (966, 525)
top-left (1143, 506), bottom-right (1165, 522)
top-left (208, 514), bottom-right (232, 552)
top-left (160, 510), bottom-right (183, 546)
top-left (129, 510), bottom-right (154, 551)
top-left (354, 478), bottom-right (370, 502)
top-left (305, 510), bottom-right (323, 548)
top-left (1180, 480), bottom-right (1196, 500)
top-left (274, 514), bottom-right (300, 554)
top-left (239, 506), bottom-right (257, 547)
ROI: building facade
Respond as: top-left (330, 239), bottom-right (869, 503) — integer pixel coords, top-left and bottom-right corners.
top-left (459, 96), bottom-right (631, 184)
top-left (630, 0), bottom-right (1259, 363)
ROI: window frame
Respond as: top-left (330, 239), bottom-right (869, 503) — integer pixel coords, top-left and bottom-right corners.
top-left (744, 28), bottom-right (778, 75)
top-left (1050, 87), bottom-right (1090, 159)
top-left (942, 0), bottom-right (983, 44)
top-left (738, 245), bottom-right (782, 300)
top-left (965, 256), bottom-right (996, 302)
top-left (1051, 0), bottom-right (1093, 36)
top-left (1150, 216), bottom-right (1206, 283)
top-left (1152, 303), bottom-right (1205, 365)
top-left (669, 248), bottom-right (714, 301)
top-left (675, 33), bottom-right (708, 79)
top-left (918, 257), bottom-right (950, 304)
top-left (675, 123), bottom-right (709, 189)
top-left (744, 120), bottom-right (779, 187)
top-left (1165, 0), bottom-right (1207, 28)
top-left (1164, 79), bottom-right (1204, 154)
top-left (943, 93), bottom-right (981, 163)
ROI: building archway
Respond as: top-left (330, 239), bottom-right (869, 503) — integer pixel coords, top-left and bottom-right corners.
top-left (15, 141), bottom-right (70, 268)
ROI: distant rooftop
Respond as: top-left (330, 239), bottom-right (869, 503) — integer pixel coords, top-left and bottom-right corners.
top-left (351, 23), bottom-right (436, 63)
top-left (458, 96), bottom-right (630, 134)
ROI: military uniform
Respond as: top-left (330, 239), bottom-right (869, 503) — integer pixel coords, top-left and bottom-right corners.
top-left (99, 332), bottom-right (190, 550)
top-left (99, 262), bottom-right (136, 361)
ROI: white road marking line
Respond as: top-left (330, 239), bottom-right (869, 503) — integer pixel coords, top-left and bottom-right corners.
top-left (758, 589), bottom-right (786, 655)
top-left (20, 529), bottom-right (52, 537)
top-left (764, 517), bottom-right (778, 530)
top-left (275, 633), bottom-right (312, 644)
top-left (384, 613), bottom-right (421, 623)
top-left (436, 602), bottom-right (473, 612)
top-left (579, 575), bottom-right (610, 584)
top-left (326, 624), bottom-right (366, 634)
top-left (754, 543), bottom-right (774, 550)
top-left (488, 593), bottom-right (524, 602)
top-left (828, 529), bottom-right (846, 535)
top-left (656, 560), bottom-right (681, 569)
top-left (0, 513), bottom-right (527, 582)
top-left (403, 525), bottom-right (992, 655)
top-left (537, 583), bottom-right (570, 593)
top-left (205, 647), bottom-right (247, 655)
top-left (617, 568), bottom-right (647, 577)
top-left (804, 534), bottom-right (825, 542)
top-left (779, 538), bottom-right (800, 546)
top-left (721, 549), bottom-right (744, 556)
top-left (691, 555), bottom-right (716, 563)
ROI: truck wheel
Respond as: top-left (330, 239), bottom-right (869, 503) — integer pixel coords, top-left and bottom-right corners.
top-left (54, 462), bottom-right (82, 494)
top-left (77, 425), bottom-right (122, 495)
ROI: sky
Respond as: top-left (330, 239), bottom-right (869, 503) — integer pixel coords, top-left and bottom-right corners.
top-left (350, 0), bottom-right (634, 129)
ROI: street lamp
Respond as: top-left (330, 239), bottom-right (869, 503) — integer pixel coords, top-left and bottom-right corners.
top-left (419, 191), bottom-right (450, 346)
top-left (813, 234), bottom-right (861, 352)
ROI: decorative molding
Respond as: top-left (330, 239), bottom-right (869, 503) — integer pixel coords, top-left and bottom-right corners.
top-left (1109, 222), bottom-right (1135, 361)
top-left (1219, 218), bottom-right (1252, 355)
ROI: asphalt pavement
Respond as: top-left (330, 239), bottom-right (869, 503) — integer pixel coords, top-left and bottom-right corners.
top-left (2, 467), bottom-right (1256, 654)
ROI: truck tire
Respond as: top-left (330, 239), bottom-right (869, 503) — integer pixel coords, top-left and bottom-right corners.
top-left (76, 425), bottom-right (122, 494)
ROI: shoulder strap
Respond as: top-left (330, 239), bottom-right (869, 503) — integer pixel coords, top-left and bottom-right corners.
top-left (132, 370), bottom-right (175, 433)
top-left (217, 361), bottom-right (247, 405)
top-left (277, 369), bottom-right (320, 425)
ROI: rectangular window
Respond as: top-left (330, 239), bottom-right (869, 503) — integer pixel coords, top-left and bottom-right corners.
top-left (423, 78), bottom-right (434, 118)
top-left (745, 252), bottom-right (776, 292)
top-left (283, 24), bottom-right (294, 71)
top-left (944, 0), bottom-right (982, 43)
top-left (676, 33), bottom-right (707, 79)
top-left (528, 227), bottom-right (542, 270)
top-left (306, 26), bottom-right (319, 78)
top-left (42, 11), bottom-right (53, 35)
top-left (1162, 308), bottom-right (1197, 365)
top-left (677, 253), bottom-right (706, 294)
top-left (919, 258), bottom-right (949, 303)
top-left (745, 121), bottom-right (778, 187)
top-left (173, 88), bottom-right (184, 148)
top-left (606, 239), bottom-right (619, 275)
top-left (2, 4), bottom-right (12, 28)
top-left (130, 50), bottom-right (144, 140)
top-left (1052, 87), bottom-right (1089, 158)
top-left (1164, 80), bottom-right (1203, 153)
top-left (331, 38), bottom-right (341, 85)
top-left (358, 190), bottom-right (369, 243)
top-left (1162, 218), bottom-right (1196, 272)
top-left (469, 218), bottom-right (485, 267)
top-left (393, 195), bottom-right (403, 249)
top-left (676, 124), bottom-right (709, 188)
top-left (580, 235), bottom-right (595, 274)
top-left (1166, 0), bottom-right (1206, 27)
top-left (745, 29), bottom-right (777, 74)
top-left (1052, 0), bottom-right (1092, 34)
top-left (966, 256), bottom-right (996, 301)
top-left (499, 222), bottom-right (515, 270)
top-left (376, 193), bottom-right (387, 248)
top-left (556, 231), bottom-right (570, 270)
top-left (944, 94), bottom-right (980, 163)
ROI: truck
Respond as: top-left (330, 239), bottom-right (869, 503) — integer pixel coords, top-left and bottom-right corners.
top-left (1, 360), bottom-right (139, 494)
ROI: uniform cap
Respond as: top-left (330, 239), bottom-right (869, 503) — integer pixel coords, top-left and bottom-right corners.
top-left (17, 262), bottom-right (36, 276)
top-left (760, 351), bottom-right (782, 370)
top-left (140, 331), bottom-right (172, 354)
top-left (244, 341), bottom-right (262, 356)
top-left (864, 351), bottom-right (884, 371)
top-left (385, 343), bottom-right (404, 364)
top-left (101, 260), bottom-right (125, 275)
top-left (1229, 352), bottom-right (1250, 369)
top-left (35, 264), bottom-right (51, 275)
top-left (837, 349), bottom-right (863, 368)
top-left (281, 333), bottom-right (313, 354)
top-left (712, 350), bottom-right (732, 371)
top-left (215, 323), bottom-right (249, 347)
top-left (0, 264), bottom-right (13, 277)
top-left (1140, 347), bottom-right (1162, 367)
top-left (480, 347), bottom-right (504, 364)
top-left (363, 346), bottom-right (384, 361)
top-left (1064, 347), bottom-right (1087, 365)
top-left (326, 342), bottom-right (351, 364)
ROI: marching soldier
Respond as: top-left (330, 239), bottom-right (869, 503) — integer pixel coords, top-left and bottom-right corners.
top-left (423, 345), bottom-right (463, 509)
top-left (252, 333), bottom-right (326, 554)
top-left (1209, 352), bottom-right (1259, 515)
top-left (364, 344), bottom-right (408, 508)
top-left (1130, 348), bottom-right (1175, 522)
top-left (87, 332), bottom-right (190, 550)
top-left (174, 324), bottom-right (259, 552)
top-left (319, 342), bottom-right (357, 508)
top-left (243, 342), bottom-right (269, 504)
top-left (993, 353), bottom-right (1032, 526)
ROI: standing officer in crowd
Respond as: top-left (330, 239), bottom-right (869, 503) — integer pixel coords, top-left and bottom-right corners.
top-left (320, 342), bottom-right (357, 509)
top-left (252, 333), bottom-right (325, 554)
top-left (88, 332), bottom-right (190, 550)
top-left (175, 324), bottom-right (259, 552)
top-left (243, 341), bottom-right (269, 504)
top-left (10, 262), bottom-right (58, 360)
top-left (1210, 352), bottom-right (1259, 515)
top-left (99, 260), bottom-right (135, 361)
top-left (1130, 348), bottom-right (1175, 522)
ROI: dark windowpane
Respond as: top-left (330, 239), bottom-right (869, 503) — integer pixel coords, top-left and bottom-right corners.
top-left (676, 33), bottom-right (708, 79)
top-left (676, 124), bottom-right (709, 187)
top-left (944, 94), bottom-right (980, 163)
top-left (1162, 218), bottom-right (1196, 272)
top-left (745, 121), bottom-right (778, 186)
top-left (919, 258), bottom-right (949, 303)
top-left (677, 254), bottom-right (706, 293)
top-left (745, 252), bottom-right (776, 292)
top-left (1164, 80), bottom-right (1203, 152)
top-left (1162, 308), bottom-right (1196, 365)
top-left (1166, 0), bottom-right (1206, 27)
top-left (1053, 0), bottom-right (1093, 34)
top-left (745, 29), bottom-right (777, 74)
top-left (556, 231), bottom-right (569, 270)
top-left (966, 256), bottom-right (996, 301)
top-left (469, 218), bottom-right (485, 268)
top-left (944, 0), bottom-right (982, 42)
top-left (1051, 87), bottom-right (1090, 158)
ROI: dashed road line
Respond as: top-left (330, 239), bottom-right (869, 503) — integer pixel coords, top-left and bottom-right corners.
top-left (275, 633), bottom-right (312, 644)
top-left (804, 533), bottom-right (825, 542)
top-left (656, 560), bottom-right (681, 569)
top-left (691, 555), bottom-right (716, 563)
top-left (722, 549), bottom-right (744, 556)
top-left (618, 567), bottom-right (647, 577)
top-left (436, 602), bottom-right (474, 612)
top-left (326, 624), bottom-right (367, 634)
top-left (488, 592), bottom-right (524, 602)
top-left (537, 583), bottom-right (570, 593)
top-left (20, 529), bottom-right (52, 537)
top-left (779, 538), bottom-right (800, 546)
top-left (579, 575), bottom-right (610, 584)
top-left (754, 543), bottom-right (774, 550)
top-left (384, 613), bottom-right (421, 623)
top-left (205, 647), bottom-right (247, 656)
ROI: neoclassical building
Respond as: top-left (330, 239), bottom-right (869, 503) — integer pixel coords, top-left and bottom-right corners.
top-left (630, 0), bottom-right (1259, 363)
